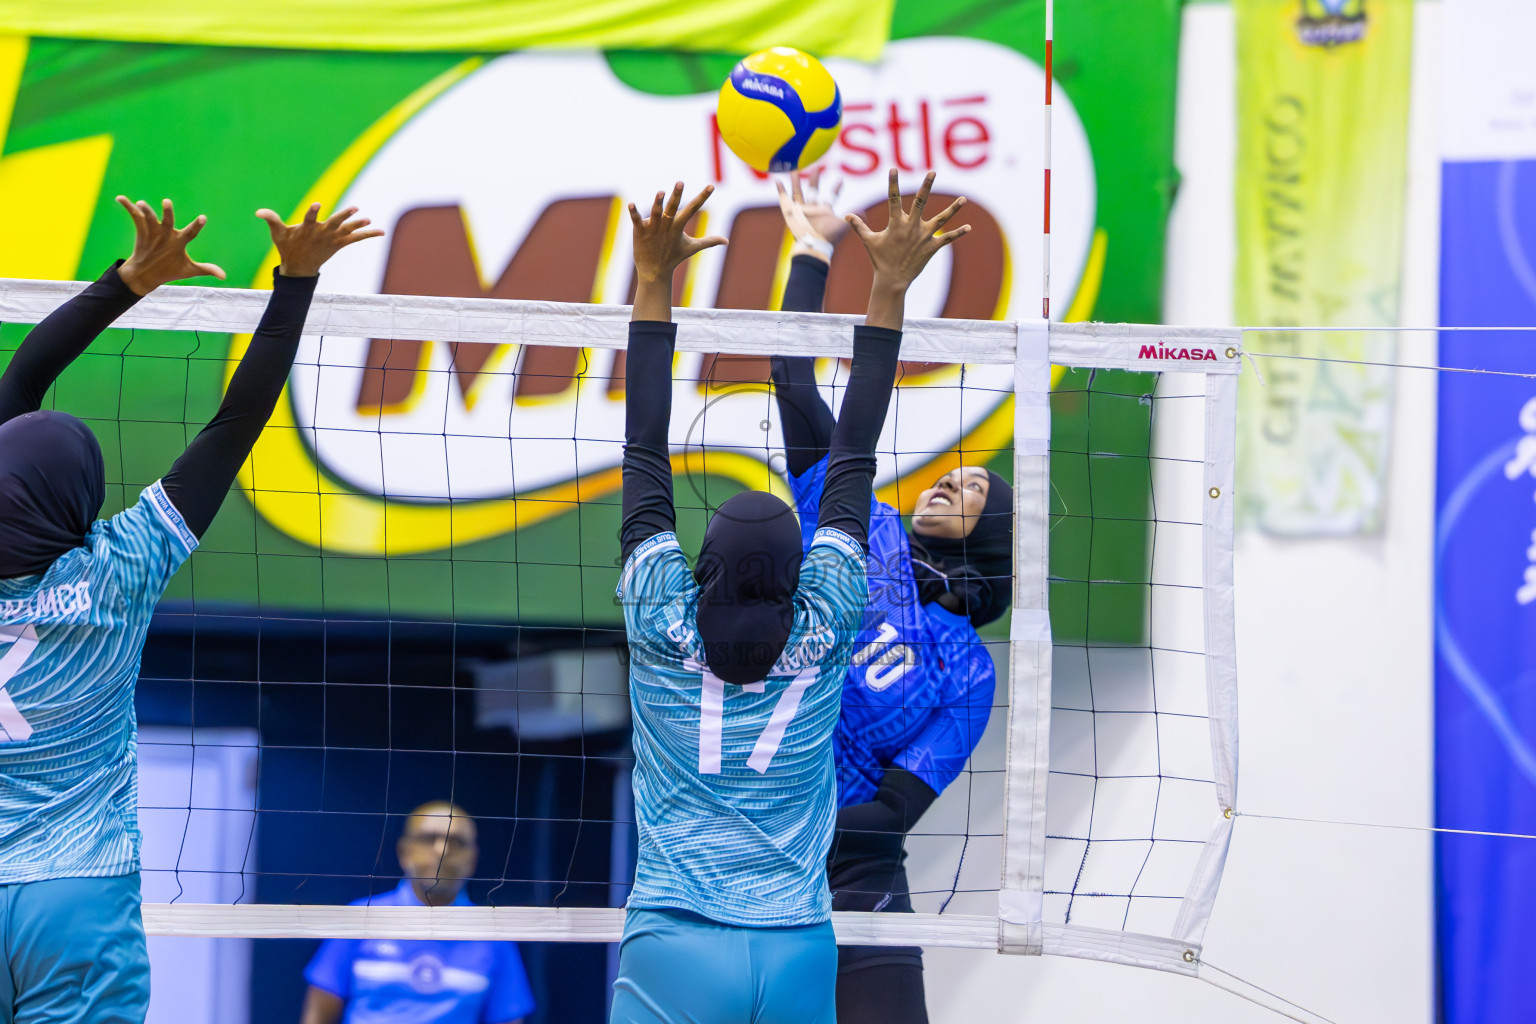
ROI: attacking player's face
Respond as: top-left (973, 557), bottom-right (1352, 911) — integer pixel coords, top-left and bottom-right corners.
top-left (397, 807), bottom-right (479, 904)
top-left (911, 467), bottom-right (990, 539)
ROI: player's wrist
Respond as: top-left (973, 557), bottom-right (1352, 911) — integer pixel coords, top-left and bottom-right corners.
top-left (631, 276), bottom-right (673, 323)
top-left (116, 260), bottom-right (158, 297)
top-left (864, 278), bottom-right (908, 330)
top-left (790, 236), bottom-right (834, 262)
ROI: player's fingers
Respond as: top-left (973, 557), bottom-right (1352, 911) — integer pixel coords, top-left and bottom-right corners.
top-left (255, 209), bottom-right (287, 233)
top-left (663, 181), bottom-right (685, 221)
top-left (846, 213), bottom-right (875, 242)
top-left (807, 166), bottom-right (822, 197)
top-left (886, 168), bottom-right (901, 216)
top-left (342, 227), bottom-right (387, 245)
top-left (690, 234), bottom-right (729, 254)
top-left (912, 170), bottom-right (937, 217)
top-left (339, 216), bottom-right (372, 234)
top-left (926, 195), bottom-right (966, 233)
top-left (178, 214), bottom-right (208, 241)
top-left (828, 176), bottom-right (843, 206)
top-left (791, 170), bottom-right (805, 205)
top-left (115, 196), bottom-right (149, 236)
top-left (649, 191), bottom-right (664, 222)
top-left (679, 184), bottom-right (715, 224)
top-left (301, 202), bottom-right (321, 225)
top-left (161, 198), bottom-right (176, 230)
top-left (325, 206), bottom-right (359, 229)
top-left (137, 201), bottom-right (160, 230)
top-left (627, 203), bottom-right (644, 229)
top-left (933, 224), bottom-right (972, 248)
top-left (775, 179), bottom-right (794, 213)
top-left (190, 260), bottom-right (227, 280)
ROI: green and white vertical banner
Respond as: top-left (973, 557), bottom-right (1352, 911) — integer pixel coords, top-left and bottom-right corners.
top-left (1234, 0), bottom-right (1414, 535)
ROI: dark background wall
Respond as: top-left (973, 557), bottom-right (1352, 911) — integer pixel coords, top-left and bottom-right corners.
top-left (138, 607), bottom-right (632, 1024)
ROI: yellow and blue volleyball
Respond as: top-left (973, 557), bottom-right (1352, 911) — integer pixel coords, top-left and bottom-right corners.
top-left (717, 47), bottom-right (842, 173)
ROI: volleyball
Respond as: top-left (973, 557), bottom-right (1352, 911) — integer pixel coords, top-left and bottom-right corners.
top-left (716, 46), bottom-right (842, 173)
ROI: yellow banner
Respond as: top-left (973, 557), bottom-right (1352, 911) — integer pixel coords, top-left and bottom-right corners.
top-left (0, 0), bottom-right (892, 60)
top-left (1234, 0), bottom-right (1414, 535)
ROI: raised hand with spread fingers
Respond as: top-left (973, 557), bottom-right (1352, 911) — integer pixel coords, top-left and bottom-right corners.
top-left (257, 202), bottom-right (384, 278)
top-left (847, 169), bottom-right (970, 330)
top-left (628, 181), bottom-right (728, 323)
top-left (115, 196), bottom-right (226, 296)
top-left (776, 167), bottom-right (850, 263)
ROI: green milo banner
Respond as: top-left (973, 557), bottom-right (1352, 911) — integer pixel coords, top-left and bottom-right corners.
top-left (0, 0), bottom-right (1180, 634)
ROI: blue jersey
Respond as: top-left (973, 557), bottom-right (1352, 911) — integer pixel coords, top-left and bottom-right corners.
top-left (0, 482), bottom-right (196, 884)
top-left (789, 459), bottom-right (995, 808)
top-left (305, 880), bottom-right (536, 1024)
top-left (617, 528), bottom-right (867, 927)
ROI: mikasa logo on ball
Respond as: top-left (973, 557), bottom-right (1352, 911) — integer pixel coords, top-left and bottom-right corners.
top-left (739, 77), bottom-right (786, 100)
top-left (249, 39), bottom-right (1095, 554)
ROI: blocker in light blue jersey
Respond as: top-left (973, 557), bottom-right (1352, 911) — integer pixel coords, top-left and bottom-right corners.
top-left (0, 482), bottom-right (196, 884)
top-left (788, 458), bottom-right (994, 809)
top-left (617, 527), bottom-right (867, 927)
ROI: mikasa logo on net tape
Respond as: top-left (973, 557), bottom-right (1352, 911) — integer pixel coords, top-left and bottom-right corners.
top-left (251, 39), bottom-right (1093, 551)
top-left (1137, 343), bottom-right (1219, 362)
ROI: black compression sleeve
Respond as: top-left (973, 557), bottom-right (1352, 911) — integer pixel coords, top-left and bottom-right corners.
top-left (816, 324), bottom-right (901, 549)
top-left (619, 321), bottom-right (678, 562)
top-left (834, 768), bottom-right (938, 838)
top-left (770, 256), bottom-right (834, 477)
top-left (781, 252), bottom-right (829, 315)
top-left (161, 270), bottom-right (317, 538)
top-left (0, 262), bottom-right (140, 426)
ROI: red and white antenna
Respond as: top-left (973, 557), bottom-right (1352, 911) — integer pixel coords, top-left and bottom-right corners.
top-left (1042, 0), bottom-right (1053, 321)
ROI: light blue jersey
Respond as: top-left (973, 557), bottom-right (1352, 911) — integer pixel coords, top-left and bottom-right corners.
top-left (617, 528), bottom-right (867, 928)
top-left (0, 482), bottom-right (197, 884)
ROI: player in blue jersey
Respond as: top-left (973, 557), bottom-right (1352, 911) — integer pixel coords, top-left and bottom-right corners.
top-left (0, 196), bottom-right (381, 1024)
top-left (769, 171), bottom-right (1015, 1024)
top-left (302, 802), bottom-right (535, 1024)
top-left (609, 171), bottom-right (969, 1024)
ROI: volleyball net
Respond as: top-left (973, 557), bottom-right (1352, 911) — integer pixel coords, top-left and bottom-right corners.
top-left (0, 280), bottom-right (1239, 973)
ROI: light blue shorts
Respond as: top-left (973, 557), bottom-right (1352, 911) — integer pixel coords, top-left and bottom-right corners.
top-left (610, 907), bottom-right (836, 1024)
top-left (0, 874), bottom-right (150, 1024)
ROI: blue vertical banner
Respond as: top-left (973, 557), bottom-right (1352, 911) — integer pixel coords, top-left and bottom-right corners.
top-left (1437, 3), bottom-right (1536, 1021)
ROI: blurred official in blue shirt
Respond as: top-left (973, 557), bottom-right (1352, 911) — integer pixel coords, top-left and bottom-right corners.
top-left (301, 802), bottom-right (536, 1024)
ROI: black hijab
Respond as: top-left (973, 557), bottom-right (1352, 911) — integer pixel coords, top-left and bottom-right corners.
top-left (0, 410), bottom-right (105, 578)
top-left (909, 469), bottom-right (1014, 628)
top-left (694, 490), bottom-right (804, 685)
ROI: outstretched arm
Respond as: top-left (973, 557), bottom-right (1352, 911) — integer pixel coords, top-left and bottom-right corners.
top-left (770, 170), bottom-right (847, 476)
top-left (0, 196), bottom-right (225, 425)
top-left (160, 203), bottom-right (381, 538)
top-left (816, 171), bottom-right (969, 548)
top-left (834, 768), bottom-right (939, 850)
top-left (619, 182), bottom-right (726, 562)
